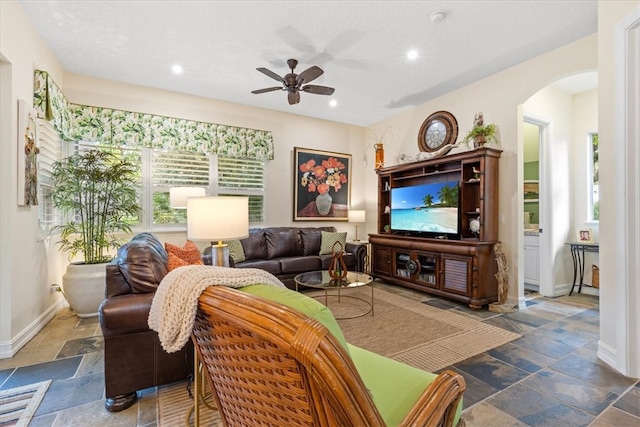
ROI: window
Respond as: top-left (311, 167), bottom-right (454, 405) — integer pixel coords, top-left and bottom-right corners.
top-left (151, 150), bottom-right (210, 225)
top-left (37, 119), bottom-right (63, 232)
top-left (41, 124), bottom-right (266, 230)
top-left (589, 133), bottom-right (599, 221)
top-left (149, 151), bottom-right (265, 226)
top-left (66, 144), bottom-right (265, 228)
top-left (217, 157), bottom-right (265, 223)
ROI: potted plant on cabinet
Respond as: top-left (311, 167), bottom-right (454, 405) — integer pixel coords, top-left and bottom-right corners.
top-left (51, 149), bottom-right (141, 317)
top-left (462, 112), bottom-right (498, 148)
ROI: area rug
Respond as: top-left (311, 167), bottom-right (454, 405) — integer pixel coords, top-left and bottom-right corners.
top-left (157, 380), bottom-right (221, 427)
top-left (311, 287), bottom-right (522, 372)
top-left (0, 380), bottom-right (51, 427)
top-left (158, 287), bottom-right (520, 423)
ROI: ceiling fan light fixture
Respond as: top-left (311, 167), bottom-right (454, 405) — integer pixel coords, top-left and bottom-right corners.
top-left (252, 58), bottom-right (335, 105)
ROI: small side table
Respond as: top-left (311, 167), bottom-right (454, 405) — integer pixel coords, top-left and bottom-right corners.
top-left (566, 242), bottom-right (599, 295)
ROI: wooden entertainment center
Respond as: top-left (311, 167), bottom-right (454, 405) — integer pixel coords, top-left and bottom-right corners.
top-left (369, 147), bottom-right (501, 309)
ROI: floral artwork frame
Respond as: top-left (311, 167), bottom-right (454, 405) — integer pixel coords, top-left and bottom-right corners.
top-left (294, 147), bottom-right (351, 221)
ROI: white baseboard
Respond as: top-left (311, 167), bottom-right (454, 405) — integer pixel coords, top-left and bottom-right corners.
top-left (564, 280), bottom-right (601, 296)
top-left (553, 282), bottom-right (571, 297)
top-left (0, 299), bottom-right (68, 359)
top-left (597, 340), bottom-right (618, 371)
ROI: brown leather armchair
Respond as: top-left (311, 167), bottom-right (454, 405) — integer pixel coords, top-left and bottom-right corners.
top-left (99, 233), bottom-right (193, 412)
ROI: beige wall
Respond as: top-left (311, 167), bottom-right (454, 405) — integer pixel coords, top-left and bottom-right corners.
top-left (2, 0), bottom-right (638, 377)
top-left (62, 72), bottom-right (367, 233)
top-left (597, 0), bottom-right (640, 377)
top-left (365, 34), bottom-right (598, 307)
top-left (0, 1), bottom-right (366, 357)
top-left (0, 0), bottom-right (66, 356)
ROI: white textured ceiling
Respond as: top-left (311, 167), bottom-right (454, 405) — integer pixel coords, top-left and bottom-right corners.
top-left (19, 0), bottom-right (598, 127)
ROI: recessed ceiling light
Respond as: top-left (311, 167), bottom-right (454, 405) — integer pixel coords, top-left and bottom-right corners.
top-left (407, 50), bottom-right (418, 61)
top-left (329, 99), bottom-right (338, 107)
top-left (430, 11), bottom-right (446, 23)
top-left (172, 64), bottom-right (183, 74)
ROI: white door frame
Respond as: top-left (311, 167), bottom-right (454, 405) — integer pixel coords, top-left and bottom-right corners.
top-left (523, 114), bottom-right (553, 297)
top-left (609, 5), bottom-right (640, 378)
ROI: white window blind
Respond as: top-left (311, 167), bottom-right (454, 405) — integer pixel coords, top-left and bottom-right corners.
top-left (60, 145), bottom-right (266, 228)
top-left (37, 118), bottom-right (62, 231)
top-left (151, 150), bottom-right (210, 225)
top-left (217, 157), bottom-right (265, 223)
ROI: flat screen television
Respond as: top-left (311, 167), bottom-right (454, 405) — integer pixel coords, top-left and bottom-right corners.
top-left (390, 181), bottom-right (460, 238)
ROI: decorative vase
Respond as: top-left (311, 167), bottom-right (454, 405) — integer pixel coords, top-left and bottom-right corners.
top-left (315, 192), bottom-right (332, 216)
top-left (374, 143), bottom-right (385, 169)
top-left (62, 262), bottom-right (108, 318)
top-left (328, 241), bottom-right (348, 280)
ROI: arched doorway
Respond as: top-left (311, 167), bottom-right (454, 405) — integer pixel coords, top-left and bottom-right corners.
top-left (520, 71), bottom-right (598, 299)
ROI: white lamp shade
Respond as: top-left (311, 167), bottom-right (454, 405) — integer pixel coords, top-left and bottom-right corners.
top-left (169, 187), bottom-right (206, 209)
top-left (348, 210), bottom-right (366, 223)
top-left (187, 196), bottom-right (249, 241)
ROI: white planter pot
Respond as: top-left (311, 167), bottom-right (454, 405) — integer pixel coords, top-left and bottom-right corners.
top-left (62, 262), bottom-right (108, 318)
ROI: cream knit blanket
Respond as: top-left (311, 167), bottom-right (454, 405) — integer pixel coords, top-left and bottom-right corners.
top-left (148, 265), bottom-right (285, 353)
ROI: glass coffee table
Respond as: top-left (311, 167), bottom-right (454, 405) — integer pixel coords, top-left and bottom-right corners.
top-left (294, 270), bottom-right (375, 319)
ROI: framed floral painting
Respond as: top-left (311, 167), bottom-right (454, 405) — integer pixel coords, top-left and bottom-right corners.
top-left (294, 147), bottom-right (351, 221)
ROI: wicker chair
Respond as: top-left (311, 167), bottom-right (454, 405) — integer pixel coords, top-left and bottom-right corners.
top-left (191, 286), bottom-right (466, 427)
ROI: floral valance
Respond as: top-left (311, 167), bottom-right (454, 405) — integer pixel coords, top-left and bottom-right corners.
top-left (33, 70), bottom-right (274, 160)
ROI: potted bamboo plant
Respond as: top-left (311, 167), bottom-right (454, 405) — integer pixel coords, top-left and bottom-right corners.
top-left (51, 149), bottom-right (141, 317)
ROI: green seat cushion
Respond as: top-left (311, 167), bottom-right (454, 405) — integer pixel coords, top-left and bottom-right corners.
top-left (238, 284), bottom-right (350, 354)
top-left (347, 344), bottom-right (463, 427)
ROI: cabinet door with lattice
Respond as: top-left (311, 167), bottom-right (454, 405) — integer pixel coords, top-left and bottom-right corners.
top-left (441, 254), bottom-right (471, 296)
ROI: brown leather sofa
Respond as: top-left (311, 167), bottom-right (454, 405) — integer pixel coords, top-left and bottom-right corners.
top-left (98, 233), bottom-right (193, 412)
top-left (205, 226), bottom-right (368, 289)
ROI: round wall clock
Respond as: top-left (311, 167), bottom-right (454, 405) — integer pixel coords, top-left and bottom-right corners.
top-left (417, 111), bottom-right (458, 153)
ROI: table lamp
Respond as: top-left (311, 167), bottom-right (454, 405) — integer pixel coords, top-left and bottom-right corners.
top-left (187, 196), bottom-right (249, 267)
top-left (169, 187), bottom-right (206, 209)
top-left (348, 210), bottom-right (366, 241)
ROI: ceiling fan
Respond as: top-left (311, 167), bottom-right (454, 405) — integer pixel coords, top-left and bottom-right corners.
top-left (251, 59), bottom-right (335, 105)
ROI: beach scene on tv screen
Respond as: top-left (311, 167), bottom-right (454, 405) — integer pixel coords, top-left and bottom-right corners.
top-left (391, 182), bottom-right (459, 233)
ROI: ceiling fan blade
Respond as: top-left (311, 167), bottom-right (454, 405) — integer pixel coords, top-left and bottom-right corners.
top-left (296, 66), bottom-right (323, 84)
top-left (301, 85), bottom-right (335, 95)
top-left (251, 86), bottom-right (283, 94)
top-left (288, 91), bottom-right (300, 105)
top-left (256, 67), bottom-right (284, 82)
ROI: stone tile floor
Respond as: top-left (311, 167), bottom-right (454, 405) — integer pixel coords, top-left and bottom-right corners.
top-left (0, 281), bottom-right (638, 426)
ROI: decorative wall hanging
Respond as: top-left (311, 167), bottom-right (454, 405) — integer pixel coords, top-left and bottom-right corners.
top-left (17, 99), bottom-right (39, 206)
top-left (293, 147), bottom-right (351, 221)
top-left (33, 70), bottom-right (274, 160)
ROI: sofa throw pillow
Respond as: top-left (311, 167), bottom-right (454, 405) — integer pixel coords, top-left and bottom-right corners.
top-left (319, 231), bottom-right (347, 255)
top-left (167, 252), bottom-right (189, 271)
top-left (165, 241), bottom-right (203, 265)
top-left (224, 240), bottom-right (246, 263)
